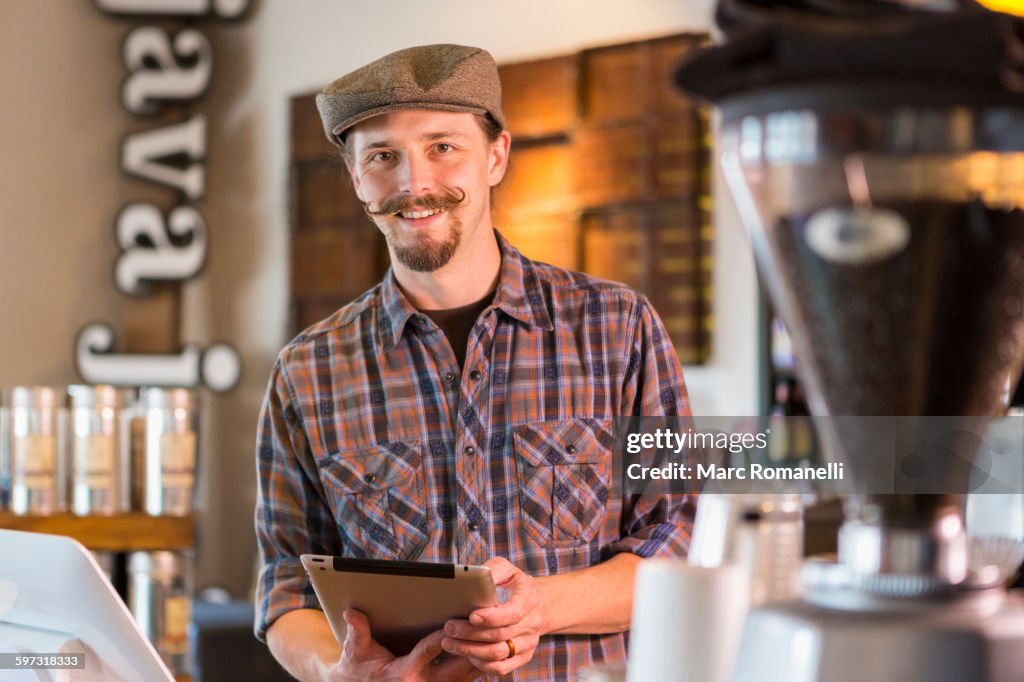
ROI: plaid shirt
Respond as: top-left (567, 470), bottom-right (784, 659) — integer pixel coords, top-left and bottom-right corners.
top-left (255, 232), bottom-right (695, 681)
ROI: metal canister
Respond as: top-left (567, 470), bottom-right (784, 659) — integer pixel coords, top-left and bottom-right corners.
top-left (128, 550), bottom-right (194, 677)
top-left (135, 388), bottom-right (198, 516)
top-left (68, 385), bottom-right (133, 516)
top-left (0, 400), bottom-right (9, 510)
top-left (7, 386), bottom-right (66, 515)
top-left (90, 550), bottom-right (117, 585)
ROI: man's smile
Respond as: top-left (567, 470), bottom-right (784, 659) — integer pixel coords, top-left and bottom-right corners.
top-left (395, 207), bottom-right (447, 220)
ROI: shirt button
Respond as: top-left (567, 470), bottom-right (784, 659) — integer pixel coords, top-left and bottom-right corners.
top-left (468, 521), bottom-right (480, 532)
top-left (464, 446), bottom-right (476, 456)
top-left (469, 369), bottom-right (482, 381)
top-left (443, 371), bottom-right (456, 383)
top-left (364, 472), bottom-right (377, 484)
top-left (566, 444), bottom-right (577, 454)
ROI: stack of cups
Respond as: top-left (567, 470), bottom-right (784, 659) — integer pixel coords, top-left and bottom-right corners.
top-left (627, 560), bottom-right (749, 682)
top-left (625, 493), bottom-right (806, 681)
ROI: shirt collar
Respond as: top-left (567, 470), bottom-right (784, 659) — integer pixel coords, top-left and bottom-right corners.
top-left (490, 230), bottom-right (555, 332)
top-left (377, 271), bottom-right (419, 352)
top-left (376, 230), bottom-right (554, 351)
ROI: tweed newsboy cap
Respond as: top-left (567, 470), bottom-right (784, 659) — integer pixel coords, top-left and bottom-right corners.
top-left (316, 44), bottom-right (506, 147)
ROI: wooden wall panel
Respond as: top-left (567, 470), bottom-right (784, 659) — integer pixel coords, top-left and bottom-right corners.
top-left (291, 93), bottom-right (337, 162)
top-left (292, 297), bottom-right (351, 332)
top-left (581, 202), bottom-right (708, 364)
top-left (292, 159), bottom-right (365, 229)
top-left (650, 35), bottom-right (707, 113)
top-left (579, 43), bottom-right (649, 123)
top-left (496, 143), bottom-right (574, 215)
top-left (495, 142), bottom-right (578, 270)
top-left (580, 36), bottom-right (706, 124)
top-left (581, 208), bottom-right (651, 291)
top-left (575, 122), bottom-right (702, 207)
top-left (651, 118), bottom-right (700, 199)
top-left (575, 124), bottom-right (649, 207)
top-left (498, 212), bottom-right (579, 271)
top-left (291, 227), bottom-right (382, 300)
top-left (498, 56), bottom-right (576, 139)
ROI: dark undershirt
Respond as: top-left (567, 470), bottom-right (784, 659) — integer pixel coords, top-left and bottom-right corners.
top-left (421, 292), bottom-right (494, 370)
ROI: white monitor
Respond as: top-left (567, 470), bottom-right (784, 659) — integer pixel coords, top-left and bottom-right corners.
top-left (0, 529), bottom-right (173, 681)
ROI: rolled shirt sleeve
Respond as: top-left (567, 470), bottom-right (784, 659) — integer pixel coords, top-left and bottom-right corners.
top-left (606, 296), bottom-right (697, 560)
top-left (253, 356), bottom-right (341, 641)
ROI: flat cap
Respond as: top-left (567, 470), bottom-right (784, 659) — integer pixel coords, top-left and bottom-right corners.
top-left (316, 44), bottom-right (506, 147)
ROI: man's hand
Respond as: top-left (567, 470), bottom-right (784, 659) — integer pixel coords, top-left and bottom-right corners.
top-left (326, 609), bottom-right (479, 682)
top-left (440, 557), bottom-right (548, 677)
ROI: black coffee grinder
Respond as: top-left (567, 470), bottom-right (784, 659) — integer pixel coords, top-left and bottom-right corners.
top-left (678, 1), bottom-right (1024, 680)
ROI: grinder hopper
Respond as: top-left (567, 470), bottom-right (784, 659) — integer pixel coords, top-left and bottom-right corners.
top-left (677, 2), bottom-right (1024, 680)
top-left (720, 105), bottom-right (1024, 580)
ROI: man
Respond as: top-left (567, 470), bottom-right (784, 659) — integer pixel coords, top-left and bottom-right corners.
top-left (255, 44), bottom-right (695, 681)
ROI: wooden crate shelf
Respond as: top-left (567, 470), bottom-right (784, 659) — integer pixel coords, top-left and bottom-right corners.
top-left (0, 513), bottom-right (194, 551)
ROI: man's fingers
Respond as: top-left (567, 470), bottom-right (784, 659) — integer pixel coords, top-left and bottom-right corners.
top-left (342, 609), bottom-right (372, 658)
top-left (407, 630), bottom-right (444, 659)
top-left (482, 556), bottom-right (517, 584)
top-left (432, 655), bottom-right (479, 681)
top-left (443, 636), bottom-right (519, 661)
top-left (444, 619), bottom-right (513, 643)
top-left (469, 594), bottom-right (527, 628)
top-left (468, 652), bottom-right (533, 678)
top-left (405, 629), bottom-right (446, 668)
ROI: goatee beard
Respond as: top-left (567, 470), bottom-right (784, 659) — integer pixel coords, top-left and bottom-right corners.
top-left (390, 218), bottom-right (462, 272)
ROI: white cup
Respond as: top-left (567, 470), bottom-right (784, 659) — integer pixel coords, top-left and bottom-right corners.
top-left (627, 560), bottom-right (749, 682)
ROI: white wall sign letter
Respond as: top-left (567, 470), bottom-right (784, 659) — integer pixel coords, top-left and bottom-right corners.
top-left (122, 114), bottom-right (206, 199)
top-left (123, 27), bottom-right (212, 114)
top-left (115, 202), bottom-right (207, 296)
top-left (76, 323), bottom-right (241, 392)
top-left (94, 0), bottom-right (251, 20)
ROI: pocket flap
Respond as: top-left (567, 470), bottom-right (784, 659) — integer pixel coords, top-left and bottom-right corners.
top-left (318, 440), bottom-right (421, 492)
top-left (513, 419), bottom-right (615, 467)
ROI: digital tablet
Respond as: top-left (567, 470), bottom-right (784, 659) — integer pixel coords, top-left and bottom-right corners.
top-left (301, 555), bottom-right (497, 655)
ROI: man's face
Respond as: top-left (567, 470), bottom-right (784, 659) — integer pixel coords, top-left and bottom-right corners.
top-left (345, 109), bottom-right (510, 273)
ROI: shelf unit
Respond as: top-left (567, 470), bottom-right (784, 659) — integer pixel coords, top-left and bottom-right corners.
top-left (0, 513), bottom-right (195, 682)
top-left (0, 513), bottom-right (194, 551)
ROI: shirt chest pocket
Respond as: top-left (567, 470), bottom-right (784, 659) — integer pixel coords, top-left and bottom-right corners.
top-left (513, 418), bottom-right (614, 546)
top-left (317, 441), bottom-right (428, 561)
